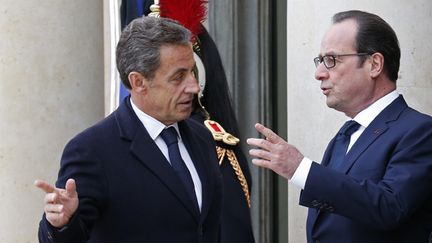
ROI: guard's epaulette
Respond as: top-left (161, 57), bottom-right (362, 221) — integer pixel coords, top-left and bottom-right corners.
top-left (204, 119), bottom-right (240, 146)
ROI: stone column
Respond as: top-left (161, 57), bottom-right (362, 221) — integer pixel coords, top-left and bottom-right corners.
top-left (0, 1), bottom-right (103, 242)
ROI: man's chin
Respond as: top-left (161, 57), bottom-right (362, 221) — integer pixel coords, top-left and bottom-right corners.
top-left (177, 109), bottom-right (193, 121)
top-left (326, 97), bottom-right (337, 109)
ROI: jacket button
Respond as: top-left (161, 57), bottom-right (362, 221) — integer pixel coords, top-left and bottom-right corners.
top-left (197, 225), bottom-right (203, 236)
top-left (47, 232), bottom-right (53, 240)
top-left (311, 200), bottom-right (320, 207)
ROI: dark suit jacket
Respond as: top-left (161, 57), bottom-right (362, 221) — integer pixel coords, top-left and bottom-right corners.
top-left (300, 96), bottom-right (432, 243)
top-left (38, 98), bottom-right (223, 243)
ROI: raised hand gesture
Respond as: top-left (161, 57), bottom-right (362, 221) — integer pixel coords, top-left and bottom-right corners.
top-left (34, 178), bottom-right (79, 228)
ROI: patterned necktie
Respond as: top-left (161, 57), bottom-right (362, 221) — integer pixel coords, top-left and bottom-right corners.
top-left (328, 120), bottom-right (361, 170)
top-left (160, 127), bottom-right (198, 207)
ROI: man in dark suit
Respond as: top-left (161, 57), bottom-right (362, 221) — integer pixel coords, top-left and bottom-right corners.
top-left (247, 10), bottom-right (432, 243)
top-left (35, 16), bottom-right (222, 243)
top-left (121, 1), bottom-right (255, 242)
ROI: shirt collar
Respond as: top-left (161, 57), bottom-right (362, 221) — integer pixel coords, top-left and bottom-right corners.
top-left (353, 90), bottom-right (399, 128)
top-left (130, 98), bottom-right (180, 140)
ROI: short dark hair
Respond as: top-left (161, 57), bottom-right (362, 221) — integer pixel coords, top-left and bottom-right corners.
top-left (333, 10), bottom-right (400, 82)
top-left (116, 17), bottom-right (191, 89)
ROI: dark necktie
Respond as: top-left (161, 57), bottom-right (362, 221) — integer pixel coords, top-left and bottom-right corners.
top-left (328, 120), bottom-right (361, 170)
top-left (160, 127), bottom-right (198, 207)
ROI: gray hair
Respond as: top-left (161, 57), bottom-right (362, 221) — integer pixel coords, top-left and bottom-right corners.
top-left (116, 17), bottom-right (192, 89)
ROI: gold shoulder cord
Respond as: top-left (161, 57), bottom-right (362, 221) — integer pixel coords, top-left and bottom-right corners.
top-left (206, 120), bottom-right (251, 208)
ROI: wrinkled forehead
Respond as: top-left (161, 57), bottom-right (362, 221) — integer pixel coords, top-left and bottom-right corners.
top-left (320, 19), bottom-right (358, 55)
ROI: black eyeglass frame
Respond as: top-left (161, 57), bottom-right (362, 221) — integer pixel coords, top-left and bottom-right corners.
top-left (313, 53), bottom-right (371, 69)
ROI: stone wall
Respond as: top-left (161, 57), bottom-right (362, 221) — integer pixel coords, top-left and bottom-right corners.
top-left (0, 1), bottom-right (103, 242)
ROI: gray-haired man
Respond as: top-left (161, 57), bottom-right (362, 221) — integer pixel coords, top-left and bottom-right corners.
top-left (35, 16), bottom-right (222, 243)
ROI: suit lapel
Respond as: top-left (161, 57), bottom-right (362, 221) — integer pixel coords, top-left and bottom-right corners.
top-left (340, 123), bottom-right (388, 173)
top-left (340, 96), bottom-right (407, 174)
top-left (115, 98), bottom-right (200, 221)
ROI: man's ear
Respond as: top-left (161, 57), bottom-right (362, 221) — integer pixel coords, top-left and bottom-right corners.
top-left (370, 52), bottom-right (384, 78)
top-left (128, 71), bottom-right (147, 93)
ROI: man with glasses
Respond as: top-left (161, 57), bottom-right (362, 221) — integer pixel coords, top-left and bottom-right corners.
top-left (248, 10), bottom-right (432, 243)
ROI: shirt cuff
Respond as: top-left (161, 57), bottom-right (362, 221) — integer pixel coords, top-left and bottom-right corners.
top-left (289, 157), bottom-right (312, 189)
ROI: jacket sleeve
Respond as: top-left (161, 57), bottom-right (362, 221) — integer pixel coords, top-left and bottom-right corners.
top-left (38, 209), bottom-right (88, 243)
top-left (37, 132), bottom-right (109, 243)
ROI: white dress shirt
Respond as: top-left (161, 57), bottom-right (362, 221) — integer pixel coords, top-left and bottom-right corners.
top-left (290, 90), bottom-right (400, 189)
top-left (130, 99), bottom-right (202, 210)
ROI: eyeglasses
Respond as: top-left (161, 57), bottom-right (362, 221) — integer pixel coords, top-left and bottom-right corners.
top-left (313, 53), bottom-right (370, 69)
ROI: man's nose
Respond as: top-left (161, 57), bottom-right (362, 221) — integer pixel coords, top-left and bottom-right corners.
top-left (314, 63), bottom-right (329, 81)
top-left (185, 75), bottom-right (200, 94)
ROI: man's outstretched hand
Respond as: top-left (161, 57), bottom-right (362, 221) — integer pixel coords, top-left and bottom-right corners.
top-left (34, 178), bottom-right (78, 228)
top-left (247, 123), bottom-right (303, 179)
